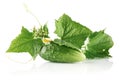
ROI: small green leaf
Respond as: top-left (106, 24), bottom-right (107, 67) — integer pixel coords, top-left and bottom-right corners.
top-left (39, 42), bottom-right (86, 63)
top-left (85, 30), bottom-right (114, 59)
top-left (54, 39), bottom-right (79, 50)
top-left (7, 27), bottom-right (44, 59)
top-left (55, 14), bottom-right (92, 49)
top-left (33, 24), bottom-right (49, 38)
top-left (42, 24), bottom-right (49, 37)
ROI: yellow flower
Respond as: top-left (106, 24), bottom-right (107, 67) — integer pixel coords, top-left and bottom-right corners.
top-left (42, 38), bottom-right (51, 44)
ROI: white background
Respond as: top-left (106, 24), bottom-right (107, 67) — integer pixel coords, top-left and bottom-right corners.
top-left (0, 0), bottom-right (120, 80)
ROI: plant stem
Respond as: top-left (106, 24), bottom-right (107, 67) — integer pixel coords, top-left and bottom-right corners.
top-left (23, 3), bottom-right (42, 28)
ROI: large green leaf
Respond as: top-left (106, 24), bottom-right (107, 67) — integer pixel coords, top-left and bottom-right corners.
top-left (39, 42), bottom-right (86, 63)
top-left (55, 14), bottom-right (92, 49)
top-left (85, 30), bottom-right (114, 59)
top-left (7, 27), bottom-right (44, 59)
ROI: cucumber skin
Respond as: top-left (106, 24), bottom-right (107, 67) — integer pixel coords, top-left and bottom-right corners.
top-left (39, 42), bottom-right (86, 63)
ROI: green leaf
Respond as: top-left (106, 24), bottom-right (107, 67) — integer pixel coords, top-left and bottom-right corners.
top-left (85, 30), bottom-right (114, 59)
top-left (33, 24), bottom-right (49, 38)
top-left (39, 42), bottom-right (86, 63)
top-left (55, 14), bottom-right (92, 49)
top-left (54, 39), bottom-right (79, 50)
top-left (42, 24), bottom-right (49, 37)
top-left (7, 27), bottom-right (44, 59)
